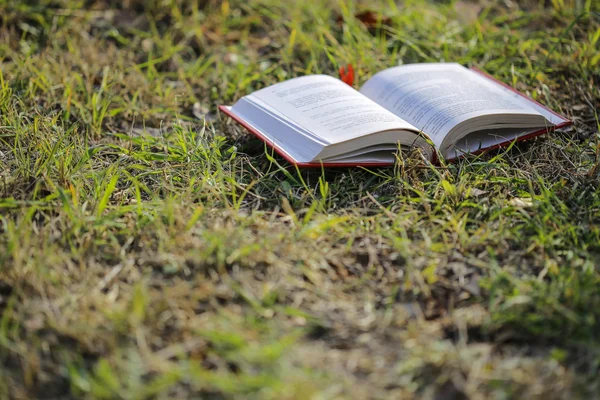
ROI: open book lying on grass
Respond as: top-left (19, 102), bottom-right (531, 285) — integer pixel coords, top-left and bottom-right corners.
top-left (220, 63), bottom-right (571, 167)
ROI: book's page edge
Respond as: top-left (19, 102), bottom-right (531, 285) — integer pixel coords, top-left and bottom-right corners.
top-left (219, 105), bottom-right (305, 165)
top-left (469, 67), bottom-right (572, 125)
top-left (218, 105), bottom-right (395, 168)
top-left (444, 121), bottom-right (572, 162)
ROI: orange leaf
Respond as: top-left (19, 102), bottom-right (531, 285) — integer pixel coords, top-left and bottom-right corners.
top-left (338, 64), bottom-right (355, 86)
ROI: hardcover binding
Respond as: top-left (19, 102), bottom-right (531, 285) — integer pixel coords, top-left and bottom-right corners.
top-left (220, 68), bottom-right (572, 168)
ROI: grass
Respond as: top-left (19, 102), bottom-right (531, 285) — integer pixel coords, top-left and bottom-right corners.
top-left (0, 0), bottom-right (599, 398)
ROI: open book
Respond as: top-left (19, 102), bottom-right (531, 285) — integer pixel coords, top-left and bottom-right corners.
top-left (220, 63), bottom-right (571, 166)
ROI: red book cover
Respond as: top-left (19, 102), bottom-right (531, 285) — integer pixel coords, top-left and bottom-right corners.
top-left (219, 67), bottom-right (572, 168)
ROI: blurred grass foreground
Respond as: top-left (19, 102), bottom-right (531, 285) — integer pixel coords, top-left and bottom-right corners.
top-left (1, 0), bottom-right (600, 398)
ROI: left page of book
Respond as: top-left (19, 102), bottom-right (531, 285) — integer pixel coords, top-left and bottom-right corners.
top-left (245, 75), bottom-right (419, 145)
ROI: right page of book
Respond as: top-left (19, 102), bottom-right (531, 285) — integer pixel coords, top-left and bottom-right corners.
top-left (359, 63), bottom-right (556, 154)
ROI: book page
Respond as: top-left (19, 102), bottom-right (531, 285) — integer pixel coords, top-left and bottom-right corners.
top-left (359, 63), bottom-right (544, 148)
top-left (470, 69), bottom-right (569, 126)
top-left (247, 75), bottom-right (418, 144)
top-left (227, 100), bottom-right (326, 163)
